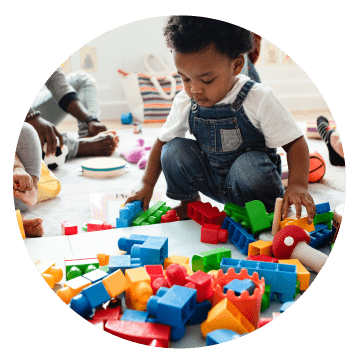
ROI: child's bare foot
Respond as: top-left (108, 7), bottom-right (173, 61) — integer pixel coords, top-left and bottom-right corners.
top-left (13, 176), bottom-right (38, 207)
top-left (77, 131), bottom-right (119, 157)
top-left (22, 217), bottom-right (44, 237)
top-left (13, 167), bottom-right (33, 192)
top-left (172, 195), bottom-right (201, 220)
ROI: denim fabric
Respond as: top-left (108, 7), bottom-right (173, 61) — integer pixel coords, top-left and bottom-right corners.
top-left (161, 80), bottom-right (284, 212)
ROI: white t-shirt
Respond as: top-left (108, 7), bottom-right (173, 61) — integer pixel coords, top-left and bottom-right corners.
top-left (158, 75), bottom-right (303, 149)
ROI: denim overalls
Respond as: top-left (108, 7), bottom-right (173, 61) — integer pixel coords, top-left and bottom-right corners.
top-left (161, 80), bottom-right (285, 212)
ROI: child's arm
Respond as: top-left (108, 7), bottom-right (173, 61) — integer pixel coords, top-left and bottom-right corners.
top-left (281, 136), bottom-right (316, 224)
top-left (13, 154), bottom-right (33, 192)
top-left (125, 138), bottom-right (166, 210)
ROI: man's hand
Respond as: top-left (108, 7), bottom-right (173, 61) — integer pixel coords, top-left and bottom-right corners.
top-left (88, 121), bottom-right (107, 137)
top-left (26, 116), bottom-right (63, 156)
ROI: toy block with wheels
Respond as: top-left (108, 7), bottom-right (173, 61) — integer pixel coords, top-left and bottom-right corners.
top-left (116, 201), bottom-right (143, 228)
top-left (192, 247), bottom-right (232, 273)
top-left (132, 201), bottom-right (171, 226)
top-left (65, 255), bottom-right (100, 281)
top-left (201, 223), bottom-right (228, 244)
top-left (187, 201), bottom-right (227, 226)
top-left (35, 260), bottom-right (63, 288)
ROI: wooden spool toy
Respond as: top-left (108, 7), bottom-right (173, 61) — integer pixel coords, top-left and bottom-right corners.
top-left (81, 158), bottom-right (126, 178)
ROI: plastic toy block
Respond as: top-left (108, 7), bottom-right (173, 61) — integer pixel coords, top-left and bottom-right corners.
top-left (88, 306), bottom-right (122, 324)
top-left (96, 253), bottom-right (110, 267)
top-left (130, 236), bottom-right (168, 265)
top-left (185, 271), bottom-right (214, 303)
top-left (294, 280), bottom-right (301, 299)
top-left (125, 267), bottom-right (153, 311)
top-left (87, 219), bottom-right (113, 232)
top-left (247, 254), bottom-right (278, 263)
top-left (211, 268), bottom-right (265, 329)
top-left (309, 224), bottom-right (332, 249)
top-left (261, 285), bottom-right (271, 312)
top-left (70, 280), bottom-right (111, 318)
top-left (57, 276), bottom-right (92, 304)
top-left (201, 298), bottom-right (255, 337)
top-left (224, 279), bottom-right (256, 297)
top-left (65, 255), bottom-right (99, 281)
top-left (116, 201), bottom-right (143, 228)
top-left (244, 200), bottom-right (272, 234)
top-left (16, 209), bottom-right (25, 239)
top-left (278, 259), bottom-right (310, 291)
top-left (206, 329), bottom-right (244, 346)
top-left (118, 234), bottom-right (149, 254)
top-left (102, 269), bottom-right (129, 298)
top-left (220, 258), bottom-right (297, 296)
top-left (61, 221), bottom-right (78, 236)
top-left (108, 255), bottom-right (141, 274)
top-left (121, 309), bottom-right (149, 323)
top-left (221, 217), bottom-right (256, 255)
top-left (82, 269), bottom-right (108, 284)
top-left (192, 247), bottom-right (232, 273)
top-left (187, 300), bottom-right (212, 325)
top-left (224, 202), bottom-right (249, 227)
top-left (201, 223), bottom-right (228, 244)
top-left (145, 265), bottom-right (165, 294)
top-left (280, 301), bottom-right (295, 313)
top-left (104, 320), bottom-right (171, 348)
top-left (161, 210), bottom-right (180, 223)
top-left (164, 255), bottom-right (193, 275)
top-left (313, 211), bottom-right (334, 228)
top-left (316, 202), bottom-right (331, 214)
top-left (248, 240), bottom-right (273, 257)
top-left (147, 286), bottom-right (197, 330)
top-left (258, 318), bottom-right (272, 328)
top-left (280, 216), bottom-right (315, 232)
top-left (188, 201), bottom-right (227, 226)
top-left (132, 201), bottom-right (170, 226)
top-left (35, 260), bottom-right (63, 288)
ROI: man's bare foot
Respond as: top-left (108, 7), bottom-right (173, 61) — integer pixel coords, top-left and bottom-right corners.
top-left (77, 131), bottom-right (119, 157)
top-left (22, 217), bottom-right (44, 237)
top-left (13, 178), bottom-right (38, 207)
top-left (172, 195), bottom-right (201, 220)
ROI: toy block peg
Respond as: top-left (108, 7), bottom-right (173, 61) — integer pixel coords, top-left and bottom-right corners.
top-left (164, 255), bottom-right (193, 275)
top-left (271, 198), bottom-right (283, 235)
top-left (248, 240), bottom-right (273, 257)
top-left (201, 224), bottom-right (228, 244)
top-left (15, 210), bottom-right (25, 239)
top-left (161, 210), bottom-right (180, 223)
top-left (61, 221), bottom-right (78, 236)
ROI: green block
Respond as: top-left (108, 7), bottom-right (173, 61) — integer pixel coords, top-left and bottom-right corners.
top-left (245, 200), bottom-right (271, 235)
top-left (313, 211), bottom-right (334, 226)
top-left (132, 201), bottom-right (171, 226)
top-left (65, 262), bottom-right (99, 281)
top-left (224, 203), bottom-right (250, 229)
top-left (192, 247), bottom-right (232, 273)
top-left (294, 280), bottom-right (301, 299)
top-left (261, 285), bottom-right (271, 312)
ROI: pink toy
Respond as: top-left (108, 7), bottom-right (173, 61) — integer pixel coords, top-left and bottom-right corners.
top-left (121, 139), bottom-right (151, 169)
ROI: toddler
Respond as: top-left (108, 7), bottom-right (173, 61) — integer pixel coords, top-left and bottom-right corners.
top-left (126, 16), bottom-right (316, 223)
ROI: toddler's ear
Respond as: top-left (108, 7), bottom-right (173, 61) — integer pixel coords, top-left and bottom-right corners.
top-left (233, 54), bottom-right (245, 76)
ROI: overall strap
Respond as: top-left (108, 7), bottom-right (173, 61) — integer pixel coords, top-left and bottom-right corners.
top-left (232, 80), bottom-right (255, 112)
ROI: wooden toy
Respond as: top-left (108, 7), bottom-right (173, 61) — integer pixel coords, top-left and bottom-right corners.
top-left (271, 197), bottom-right (283, 235)
top-left (35, 260), bottom-right (63, 288)
top-left (81, 157), bottom-right (126, 178)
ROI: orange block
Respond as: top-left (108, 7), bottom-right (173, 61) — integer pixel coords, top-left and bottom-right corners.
top-left (278, 259), bottom-right (310, 291)
top-left (102, 269), bottom-right (129, 298)
top-left (16, 210), bottom-right (25, 239)
top-left (164, 255), bottom-right (193, 275)
top-left (280, 217), bottom-right (315, 232)
top-left (57, 276), bottom-right (92, 304)
top-left (200, 298), bottom-right (255, 337)
top-left (35, 260), bottom-right (63, 288)
top-left (248, 240), bottom-right (273, 256)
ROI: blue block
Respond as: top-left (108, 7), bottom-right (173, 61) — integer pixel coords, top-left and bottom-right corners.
top-left (121, 112), bottom-right (133, 124)
top-left (108, 255), bottom-right (142, 273)
top-left (187, 300), bottom-right (212, 325)
top-left (131, 236), bottom-right (168, 265)
top-left (224, 279), bottom-right (255, 296)
top-left (116, 201), bottom-right (143, 228)
top-left (206, 329), bottom-right (245, 346)
top-left (280, 301), bottom-right (295, 313)
top-left (221, 217), bottom-right (255, 254)
top-left (220, 259), bottom-right (297, 295)
top-left (118, 234), bottom-right (149, 254)
top-left (309, 224), bottom-right (332, 249)
top-left (82, 269), bottom-right (108, 283)
top-left (147, 286), bottom-right (197, 329)
top-left (315, 202), bottom-right (331, 214)
top-left (121, 309), bottom-right (149, 323)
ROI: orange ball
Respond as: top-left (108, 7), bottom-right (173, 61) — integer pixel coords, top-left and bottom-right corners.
top-left (308, 151), bottom-right (326, 182)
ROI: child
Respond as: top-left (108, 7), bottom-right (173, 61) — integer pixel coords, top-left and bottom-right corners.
top-left (14, 122), bottom-right (44, 237)
top-left (126, 16), bottom-right (316, 223)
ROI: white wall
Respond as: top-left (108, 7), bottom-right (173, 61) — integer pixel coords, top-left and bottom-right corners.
top-left (61, 16), bottom-right (328, 120)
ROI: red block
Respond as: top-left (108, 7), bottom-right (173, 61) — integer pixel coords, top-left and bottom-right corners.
top-left (104, 320), bottom-right (171, 347)
top-left (165, 263), bottom-right (188, 287)
top-left (87, 220), bottom-right (113, 232)
top-left (247, 254), bottom-right (278, 263)
top-left (61, 221), bottom-right (78, 236)
top-left (161, 210), bottom-right (180, 223)
top-left (88, 306), bottom-right (122, 324)
top-left (187, 201), bottom-right (227, 226)
top-left (201, 223), bottom-right (228, 244)
top-left (144, 265), bottom-right (165, 294)
top-left (185, 270), bottom-right (214, 303)
top-left (258, 318), bottom-right (272, 328)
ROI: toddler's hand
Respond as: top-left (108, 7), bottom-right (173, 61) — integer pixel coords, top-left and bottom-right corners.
top-left (125, 181), bottom-right (154, 211)
top-left (281, 184), bottom-right (316, 224)
top-left (13, 167), bottom-right (33, 192)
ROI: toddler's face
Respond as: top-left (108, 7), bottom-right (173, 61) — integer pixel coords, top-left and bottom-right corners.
top-left (174, 44), bottom-right (244, 107)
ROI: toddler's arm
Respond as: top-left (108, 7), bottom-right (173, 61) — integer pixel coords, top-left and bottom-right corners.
top-left (125, 138), bottom-right (166, 210)
top-left (13, 154), bottom-right (33, 192)
top-left (281, 136), bottom-right (316, 223)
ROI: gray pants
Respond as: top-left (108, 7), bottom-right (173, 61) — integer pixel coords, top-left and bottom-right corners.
top-left (14, 123), bottom-right (42, 212)
top-left (31, 71), bottom-right (100, 159)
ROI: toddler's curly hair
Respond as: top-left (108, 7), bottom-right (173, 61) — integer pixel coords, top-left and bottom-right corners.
top-left (164, 16), bottom-right (254, 59)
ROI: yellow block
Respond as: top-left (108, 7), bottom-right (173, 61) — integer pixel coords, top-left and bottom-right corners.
top-left (248, 240), bottom-right (273, 256)
top-left (201, 299), bottom-right (255, 337)
top-left (278, 259), bottom-right (310, 291)
top-left (280, 217), bottom-right (315, 232)
top-left (37, 162), bottom-right (61, 202)
top-left (164, 255), bottom-right (190, 269)
top-left (102, 269), bottom-right (129, 298)
top-left (15, 210), bottom-right (25, 239)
